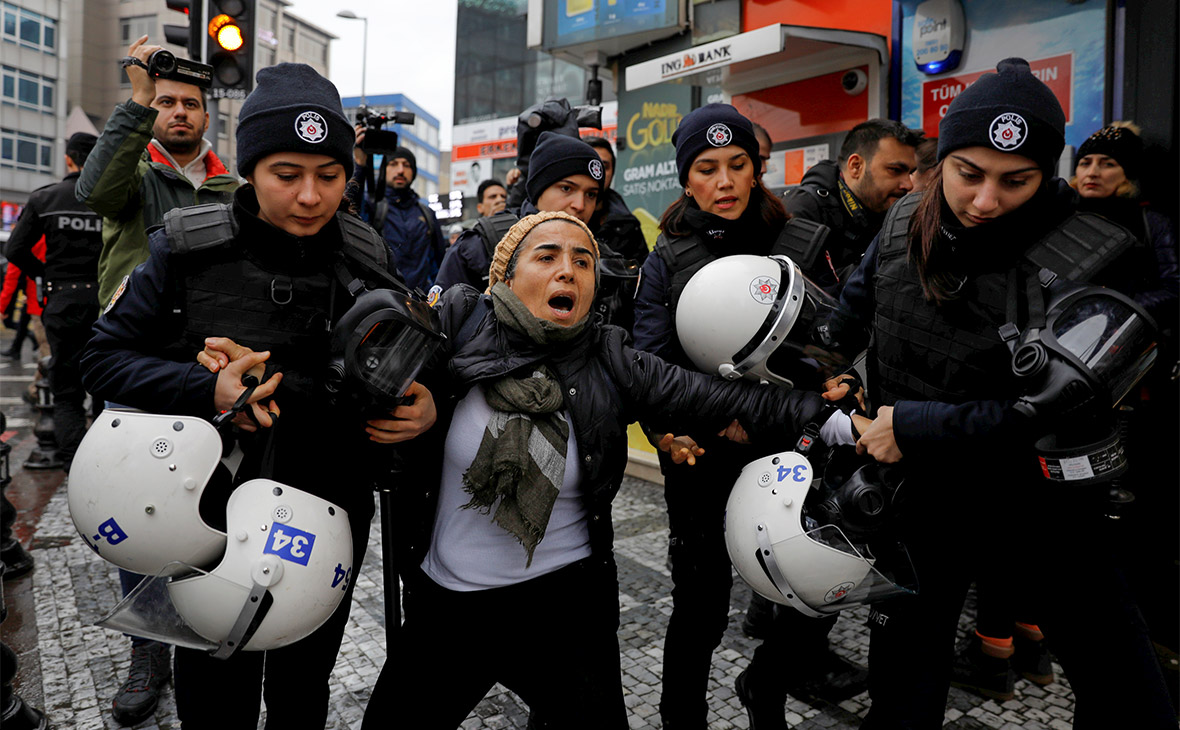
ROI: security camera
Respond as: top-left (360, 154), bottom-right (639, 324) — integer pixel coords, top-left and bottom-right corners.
top-left (842, 69), bottom-right (868, 96)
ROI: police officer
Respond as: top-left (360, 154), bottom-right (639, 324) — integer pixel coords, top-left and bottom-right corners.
top-left (4, 132), bottom-right (103, 468)
top-left (80, 63), bottom-right (435, 729)
top-left (434, 131), bottom-right (604, 294)
top-left (828, 58), bottom-right (1175, 728)
top-left (632, 104), bottom-right (862, 729)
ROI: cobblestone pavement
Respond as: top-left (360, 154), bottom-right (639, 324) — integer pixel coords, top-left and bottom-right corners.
top-left (13, 466), bottom-right (1078, 729)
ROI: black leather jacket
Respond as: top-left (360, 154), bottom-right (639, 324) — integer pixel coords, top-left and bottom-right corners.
top-left (395, 284), bottom-right (829, 569)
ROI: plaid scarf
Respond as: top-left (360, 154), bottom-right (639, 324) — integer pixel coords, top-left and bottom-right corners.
top-left (461, 283), bottom-right (587, 565)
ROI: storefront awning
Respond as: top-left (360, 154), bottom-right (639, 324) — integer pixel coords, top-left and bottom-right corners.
top-left (625, 23), bottom-right (888, 92)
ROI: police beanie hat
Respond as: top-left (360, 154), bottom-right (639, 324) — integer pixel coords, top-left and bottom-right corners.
top-left (937, 58), bottom-right (1065, 174)
top-left (65, 132), bottom-right (98, 165)
top-left (392, 146), bottom-right (418, 182)
top-left (1076, 123), bottom-right (1143, 182)
top-left (236, 63), bottom-right (354, 178)
top-left (672, 103), bottom-right (762, 185)
top-left (487, 211), bottom-right (599, 293)
top-left (525, 131), bottom-right (605, 206)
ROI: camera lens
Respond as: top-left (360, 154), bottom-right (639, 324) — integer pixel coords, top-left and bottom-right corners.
top-left (149, 50), bottom-right (177, 76)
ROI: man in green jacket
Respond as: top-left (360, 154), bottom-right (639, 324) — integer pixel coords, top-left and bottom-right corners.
top-left (77, 34), bottom-right (239, 310)
top-left (73, 35), bottom-right (238, 726)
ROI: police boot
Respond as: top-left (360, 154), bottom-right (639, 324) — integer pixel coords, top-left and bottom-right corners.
top-left (111, 641), bottom-right (172, 726)
top-left (741, 592), bottom-right (775, 640)
top-left (735, 668), bottom-right (789, 730)
top-left (1012, 623), bottom-right (1055, 685)
top-left (950, 633), bottom-right (1016, 701)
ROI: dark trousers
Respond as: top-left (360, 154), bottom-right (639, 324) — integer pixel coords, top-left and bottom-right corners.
top-left (362, 556), bottom-right (627, 730)
top-left (42, 292), bottom-right (99, 464)
top-left (861, 511), bottom-right (1176, 729)
top-left (172, 507), bottom-right (372, 729)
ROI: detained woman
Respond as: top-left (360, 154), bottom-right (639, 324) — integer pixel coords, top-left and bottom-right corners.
top-left (360, 209), bottom-right (860, 729)
top-left (828, 58), bottom-right (1176, 728)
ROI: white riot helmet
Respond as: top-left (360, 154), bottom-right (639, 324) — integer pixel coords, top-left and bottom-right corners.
top-left (69, 410), bottom-right (230, 576)
top-left (676, 255), bottom-right (848, 390)
top-left (724, 448), bottom-right (915, 617)
top-left (96, 479), bottom-right (353, 657)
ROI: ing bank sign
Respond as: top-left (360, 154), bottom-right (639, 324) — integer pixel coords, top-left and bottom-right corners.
top-left (626, 24), bottom-right (783, 91)
top-left (659, 45), bottom-right (734, 80)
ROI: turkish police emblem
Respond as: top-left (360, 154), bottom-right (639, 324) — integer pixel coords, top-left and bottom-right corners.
top-left (588, 158), bottom-right (604, 181)
top-left (749, 276), bottom-right (778, 303)
top-left (989, 112), bottom-right (1027, 151)
top-left (295, 111), bottom-right (328, 144)
top-left (824, 581), bottom-right (856, 604)
top-left (706, 123), bottom-right (733, 147)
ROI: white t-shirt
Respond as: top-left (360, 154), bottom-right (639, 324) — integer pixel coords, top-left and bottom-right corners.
top-left (421, 385), bottom-right (592, 591)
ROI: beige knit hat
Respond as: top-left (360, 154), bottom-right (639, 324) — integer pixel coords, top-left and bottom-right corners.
top-left (486, 211), bottom-right (600, 292)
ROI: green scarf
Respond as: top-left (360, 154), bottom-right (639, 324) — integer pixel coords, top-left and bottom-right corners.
top-left (461, 283), bottom-right (587, 565)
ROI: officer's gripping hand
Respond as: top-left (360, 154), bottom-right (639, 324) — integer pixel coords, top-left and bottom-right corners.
top-left (657, 433), bottom-right (705, 466)
top-left (204, 338), bottom-right (282, 432)
top-left (855, 405), bottom-right (902, 463)
top-left (365, 381), bottom-right (437, 444)
top-left (125, 36), bottom-right (160, 109)
top-left (354, 124), bottom-right (367, 166)
top-left (717, 419), bottom-right (750, 445)
top-left (822, 373), bottom-right (866, 412)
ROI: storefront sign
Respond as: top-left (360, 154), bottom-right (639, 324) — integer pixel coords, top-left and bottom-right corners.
top-left (921, 53), bottom-right (1073, 135)
top-left (626, 24), bottom-right (782, 91)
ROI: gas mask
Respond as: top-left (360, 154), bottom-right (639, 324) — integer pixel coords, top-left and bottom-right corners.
top-left (324, 287), bottom-right (444, 413)
top-left (1011, 282), bottom-right (1157, 485)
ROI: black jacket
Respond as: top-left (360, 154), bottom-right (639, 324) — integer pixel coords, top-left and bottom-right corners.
top-left (780, 160), bottom-right (884, 293)
top-left (4, 172), bottom-right (102, 286)
top-left (396, 284), bottom-right (829, 568)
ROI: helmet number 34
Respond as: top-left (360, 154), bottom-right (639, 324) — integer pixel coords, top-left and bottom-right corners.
top-left (264, 524), bottom-right (316, 566)
top-left (777, 464), bottom-right (808, 482)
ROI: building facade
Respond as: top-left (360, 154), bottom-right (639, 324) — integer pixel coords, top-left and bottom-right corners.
top-left (342, 92), bottom-right (441, 200)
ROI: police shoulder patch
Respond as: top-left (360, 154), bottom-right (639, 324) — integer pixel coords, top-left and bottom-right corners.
top-left (104, 275), bottom-right (130, 314)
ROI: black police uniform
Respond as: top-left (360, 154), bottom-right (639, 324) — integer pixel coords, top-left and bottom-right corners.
top-left (81, 186), bottom-right (404, 729)
top-left (832, 187), bottom-right (1176, 728)
top-left (4, 171), bottom-right (103, 463)
top-left (781, 159), bottom-right (884, 294)
top-left (632, 205), bottom-right (841, 726)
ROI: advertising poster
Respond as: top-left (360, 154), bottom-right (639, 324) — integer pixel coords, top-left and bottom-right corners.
top-left (615, 82), bottom-right (691, 249)
top-left (550, 0), bottom-right (676, 48)
top-left (899, 0), bottom-right (1104, 154)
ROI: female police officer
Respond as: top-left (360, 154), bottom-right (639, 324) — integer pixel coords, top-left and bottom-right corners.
top-left (360, 210), bottom-right (859, 729)
top-left (631, 104), bottom-right (860, 728)
top-left (80, 64), bottom-right (435, 729)
top-left (829, 58), bottom-right (1175, 727)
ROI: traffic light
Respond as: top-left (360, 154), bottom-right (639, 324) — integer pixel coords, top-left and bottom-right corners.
top-left (163, 0), bottom-right (204, 61)
top-left (206, 0), bottom-right (255, 98)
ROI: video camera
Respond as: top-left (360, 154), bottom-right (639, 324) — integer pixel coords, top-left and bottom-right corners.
top-left (506, 97), bottom-right (602, 209)
top-left (122, 50), bottom-right (213, 89)
top-left (356, 106), bottom-right (416, 156)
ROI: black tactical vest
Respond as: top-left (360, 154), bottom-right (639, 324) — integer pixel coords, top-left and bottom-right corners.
top-left (654, 230), bottom-right (717, 318)
top-left (163, 204), bottom-right (391, 396)
top-left (871, 195), bottom-right (1135, 407)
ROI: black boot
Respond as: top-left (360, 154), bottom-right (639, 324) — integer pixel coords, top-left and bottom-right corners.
top-left (735, 668), bottom-right (789, 730)
top-left (1013, 624), bottom-right (1055, 685)
top-left (950, 634), bottom-right (1016, 701)
top-left (112, 641), bottom-right (172, 726)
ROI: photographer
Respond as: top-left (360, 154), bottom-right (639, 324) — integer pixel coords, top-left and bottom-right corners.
top-left (351, 125), bottom-right (446, 292)
top-left (73, 34), bottom-right (238, 725)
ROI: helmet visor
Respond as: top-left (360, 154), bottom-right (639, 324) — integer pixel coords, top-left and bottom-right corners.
top-left (762, 275), bottom-right (850, 390)
top-left (93, 564), bottom-right (221, 652)
top-left (1048, 292), bottom-right (1157, 406)
top-left (758, 525), bottom-right (916, 616)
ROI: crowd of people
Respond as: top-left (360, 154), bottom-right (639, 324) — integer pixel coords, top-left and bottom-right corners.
top-left (2, 35), bottom-right (1176, 730)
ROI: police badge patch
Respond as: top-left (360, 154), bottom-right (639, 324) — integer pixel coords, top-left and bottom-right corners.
top-left (295, 111), bottom-right (328, 144)
top-left (588, 158), bottom-right (604, 181)
top-left (989, 112), bottom-right (1028, 151)
top-left (706, 123), bottom-right (733, 147)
